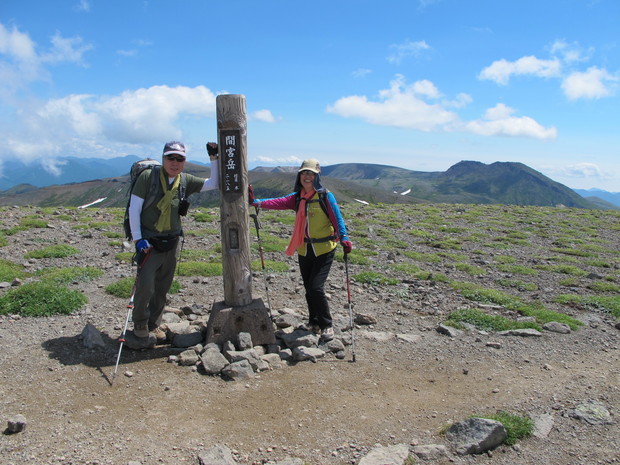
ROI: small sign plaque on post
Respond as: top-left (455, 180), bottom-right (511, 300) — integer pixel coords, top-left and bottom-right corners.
top-left (221, 129), bottom-right (242, 196)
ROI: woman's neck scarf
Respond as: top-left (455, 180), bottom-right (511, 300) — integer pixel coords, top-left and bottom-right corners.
top-left (285, 189), bottom-right (316, 256)
top-left (154, 169), bottom-right (181, 232)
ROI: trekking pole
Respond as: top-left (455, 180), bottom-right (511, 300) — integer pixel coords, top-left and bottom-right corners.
top-left (111, 288), bottom-right (135, 386)
top-left (250, 207), bottom-right (273, 320)
top-left (344, 252), bottom-right (356, 362)
top-left (111, 249), bottom-right (151, 385)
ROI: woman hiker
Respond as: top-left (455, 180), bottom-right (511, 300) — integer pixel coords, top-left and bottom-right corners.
top-left (248, 158), bottom-right (352, 341)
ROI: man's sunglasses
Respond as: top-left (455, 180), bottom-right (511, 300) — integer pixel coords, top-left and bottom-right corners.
top-left (165, 155), bottom-right (186, 162)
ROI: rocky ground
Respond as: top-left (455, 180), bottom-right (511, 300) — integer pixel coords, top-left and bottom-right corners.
top-left (0, 204), bottom-right (618, 465)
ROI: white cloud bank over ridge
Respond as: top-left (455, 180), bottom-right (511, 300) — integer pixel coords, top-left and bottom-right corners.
top-left (479, 40), bottom-right (618, 100)
top-left (5, 85), bottom-right (217, 162)
top-left (326, 75), bottom-right (557, 140)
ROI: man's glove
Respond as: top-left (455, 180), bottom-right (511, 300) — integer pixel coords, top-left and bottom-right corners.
top-left (135, 239), bottom-right (152, 254)
top-left (248, 184), bottom-right (256, 205)
top-left (341, 240), bottom-right (352, 254)
top-left (206, 142), bottom-right (218, 158)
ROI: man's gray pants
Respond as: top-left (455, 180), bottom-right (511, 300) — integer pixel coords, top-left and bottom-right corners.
top-left (132, 243), bottom-right (179, 330)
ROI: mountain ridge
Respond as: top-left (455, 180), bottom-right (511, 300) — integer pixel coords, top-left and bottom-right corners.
top-left (0, 158), bottom-right (616, 210)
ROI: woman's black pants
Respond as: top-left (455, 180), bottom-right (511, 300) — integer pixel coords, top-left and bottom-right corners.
top-left (298, 246), bottom-right (335, 330)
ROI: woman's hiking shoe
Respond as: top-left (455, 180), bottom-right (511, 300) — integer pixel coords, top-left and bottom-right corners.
top-left (321, 327), bottom-right (334, 341)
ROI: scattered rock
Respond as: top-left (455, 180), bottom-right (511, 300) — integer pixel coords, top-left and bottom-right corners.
top-left (573, 400), bottom-right (613, 425)
top-left (81, 323), bottom-right (106, 348)
top-left (531, 413), bottom-right (555, 438)
top-left (445, 417), bottom-right (507, 455)
top-left (543, 321), bottom-right (571, 334)
top-left (412, 444), bottom-right (450, 461)
top-left (197, 444), bottom-right (237, 465)
top-left (6, 414), bottom-right (27, 434)
top-left (499, 328), bottom-right (542, 337)
top-left (358, 443), bottom-right (411, 465)
top-left (436, 324), bottom-right (463, 338)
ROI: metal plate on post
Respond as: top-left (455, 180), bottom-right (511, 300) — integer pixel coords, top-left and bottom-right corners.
top-left (221, 129), bottom-right (242, 196)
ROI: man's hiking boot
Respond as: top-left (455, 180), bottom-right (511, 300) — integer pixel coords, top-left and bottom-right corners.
top-left (309, 323), bottom-right (321, 335)
top-left (321, 327), bottom-right (334, 341)
top-left (133, 321), bottom-right (149, 338)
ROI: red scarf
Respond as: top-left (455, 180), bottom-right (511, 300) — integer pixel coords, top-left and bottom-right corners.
top-left (285, 189), bottom-right (315, 256)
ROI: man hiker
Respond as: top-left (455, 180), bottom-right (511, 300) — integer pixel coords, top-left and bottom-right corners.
top-left (128, 140), bottom-right (219, 340)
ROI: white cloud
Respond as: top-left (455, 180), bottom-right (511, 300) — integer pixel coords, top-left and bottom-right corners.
top-left (251, 109), bottom-right (276, 123)
top-left (443, 92), bottom-right (473, 109)
top-left (479, 56), bottom-right (561, 85)
top-left (76, 0), bottom-right (91, 12)
top-left (387, 40), bottom-right (430, 65)
top-left (561, 66), bottom-right (618, 100)
top-left (0, 23), bottom-right (37, 60)
top-left (352, 68), bottom-right (372, 78)
top-left (479, 40), bottom-right (617, 102)
top-left (2, 85), bottom-right (218, 163)
top-left (462, 103), bottom-right (557, 139)
top-left (549, 39), bottom-right (591, 64)
top-left (254, 155), bottom-right (303, 165)
top-left (42, 33), bottom-right (92, 65)
top-left (563, 162), bottom-right (610, 178)
top-left (327, 74), bottom-right (457, 132)
top-left (327, 75), bottom-right (555, 139)
top-left (0, 23), bottom-right (93, 95)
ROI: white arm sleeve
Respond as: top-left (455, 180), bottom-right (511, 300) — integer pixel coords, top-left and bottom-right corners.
top-left (200, 159), bottom-right (219, 192)
top-left (128, 194), bottom-right (144, 241)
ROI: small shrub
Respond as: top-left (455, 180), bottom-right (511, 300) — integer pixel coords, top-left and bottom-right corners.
top-left (559, 277), bottom-right (578, 287)
top-left (105, 277), bottom-right (135, 298)
top-left (454, 263), bottom-right (486, 276)
top-left (555, 294), bottom-right (620, 318)
top-left (37, 266), bottom-right (104, 284)
top-left (587, 281), bottom-right (620, 293)
top-left (339, 253), bottom-right (371, 266)
top-left (536, 264), bottom-right (588, 277)
top-left (391, 263), bottom-right (433, 280)
top-left (477, 411), bottom-right (534, 446)
top-left (115, 252), bottom-right (134, 263)
top-left (402, 251), bottom-right (441, 263)
top-left (193, 212), bottom-right (216, 222)
top-left (25, 244), bottom-right (80, 259)
top-left (445, 308), bottom-right (541, 332)
top-left (20, 217), bottom-right (48, 229)
top-left (105, 277), bottom-right (181, 298)
top-left (176, 261), bottom-right (223, 277)
top-left (452, 281), bottom-right (582, 330)
top-left (0, 259), bottom-right (26, 282)
top-left (0, 282), bottom-right (87, 316)
top-left (550, 247), bottom-right (596, 258)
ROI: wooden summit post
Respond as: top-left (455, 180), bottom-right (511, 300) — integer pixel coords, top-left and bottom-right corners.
top-left (205, 94), bottom-right (275, 346)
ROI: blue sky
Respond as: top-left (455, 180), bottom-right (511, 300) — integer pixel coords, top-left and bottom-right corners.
top-left (1, 0), bottom-right (618, 191)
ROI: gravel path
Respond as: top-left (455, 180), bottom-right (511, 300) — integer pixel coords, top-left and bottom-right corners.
top-left (0, 205), bottom-right (618, 465)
